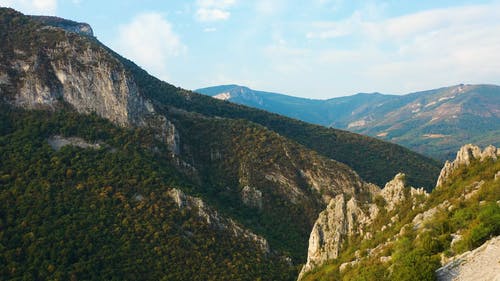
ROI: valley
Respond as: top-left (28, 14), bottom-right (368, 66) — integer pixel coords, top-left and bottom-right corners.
top-left (0, 7), bottom-right (498, 281)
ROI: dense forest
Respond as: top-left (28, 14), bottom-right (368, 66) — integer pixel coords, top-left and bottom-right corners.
top-left (0, 105), bottom-right (296, 280)
top-left (118, 55), bottom-right (442, 190)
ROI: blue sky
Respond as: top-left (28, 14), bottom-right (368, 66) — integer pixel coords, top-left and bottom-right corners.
top-left (2, 0), bottom-right (500, 98)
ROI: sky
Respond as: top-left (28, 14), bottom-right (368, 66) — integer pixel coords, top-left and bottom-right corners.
top-left (1, 0), bottom-right (500, 98)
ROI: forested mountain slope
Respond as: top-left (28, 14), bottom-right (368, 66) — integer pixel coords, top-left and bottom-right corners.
top-left (0, 7), bottom-right (443, 280)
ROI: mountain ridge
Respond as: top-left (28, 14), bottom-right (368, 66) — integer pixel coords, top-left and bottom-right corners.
top-left (0, 8), bottom-right (446, 280)
top-left (196, 84), bottom-right (500, 160)
top-left (299, 143), bottom-right (500, 281)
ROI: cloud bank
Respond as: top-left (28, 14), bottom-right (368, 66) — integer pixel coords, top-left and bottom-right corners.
top-left (195, 0), bottom-right (235, 22)
top-left (264, 2), bottom-right (500, 96)
top-left (0, 0), bottom-right (57, 15)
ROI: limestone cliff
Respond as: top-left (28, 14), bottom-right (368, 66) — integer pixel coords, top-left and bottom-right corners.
top-left (297, 144), bottom-right (499, 281)
top-left (30, 15), bottom-right (94, 37)
top-left (298, 194), bottom-right (374, 279)
top-left (298, 172), bottom-right (428, 280)
top-left (437, 144), bottom-right (499, 187)
top-left (0, 8), bottom-right (179, 153)
top-left (380, 172), bottom-right (427, 212)
top-left (7, 31), bottom-right (153, 127)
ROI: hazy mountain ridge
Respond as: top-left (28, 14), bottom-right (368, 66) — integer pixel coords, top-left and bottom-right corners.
top-left (197, 84), bottom-right (500, 160)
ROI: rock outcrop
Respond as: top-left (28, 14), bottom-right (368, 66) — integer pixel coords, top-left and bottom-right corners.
top-left (241, 185), bottom-right (263, 210)
top-left (436, 236), bottom-right (500, 281)
top-left (298, 172), bottom-right (428, 280)
top-left (48, 135), bottom-right (101, 150)
top-left (12, 39), bottom-right (155, 127)
top-left (380, 173), bottom-right (427, 211)
top-left (437, 144), bottom-right (499, 187)
top-left (1, 10), bottom-right (180, 154)
top-left (167, 188), bottom-right (270, 253)
top-left (298, 194), bottom-right (374, 279)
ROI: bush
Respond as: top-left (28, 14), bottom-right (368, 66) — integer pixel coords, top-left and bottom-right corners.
top-left (390, 249), bottom-right (440, 281)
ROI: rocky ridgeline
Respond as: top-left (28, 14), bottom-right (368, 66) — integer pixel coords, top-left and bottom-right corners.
top-left (436, 144), bottom-right (499, 187)
top-left (298, 144), bottom-right (500, 280)
top-left (30, 15), bottom-right (94, 37)
top-left (1, 11), bottom-right (180, 155)
top-left (298, 172), bottom-right (427, 280)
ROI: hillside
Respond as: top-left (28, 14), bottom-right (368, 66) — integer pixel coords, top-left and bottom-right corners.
top-left (0, 8), bottom-right (445, 279)
top-left (0, 106), bottom-right (295, 280)
top-left (122, 64), bottom-right (440, 191)
top-left (196, 84), bottom-right (500, 160)
top-left (0, 7), bottom-right (440, 190)
top-left (298, 144), bottom-right (500, 281)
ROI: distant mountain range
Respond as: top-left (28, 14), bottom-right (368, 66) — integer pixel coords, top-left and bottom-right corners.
top-left (196, 84), bottom-right (500, 160)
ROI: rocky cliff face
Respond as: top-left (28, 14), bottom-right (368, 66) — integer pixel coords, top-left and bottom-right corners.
top-left (436, 144), bottom-right (499, 187)
top-left (0, 9), bottom-right (179, 152)
top-left (298, 144), bottom-right (499, 281)
top-left (380, 173), bottom-right (427, 211)
top-left (298, 194), bottom-right (375, 279)
top-left (298, 172), bottom-right (428, 280)
top-left (9, 35), bottom-right (154, 127)
top-left (30, 15), bottom-right (94, 37)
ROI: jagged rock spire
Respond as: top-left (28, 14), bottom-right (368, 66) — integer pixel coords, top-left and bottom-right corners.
top-left (436, 144), bottom-right (499, 187)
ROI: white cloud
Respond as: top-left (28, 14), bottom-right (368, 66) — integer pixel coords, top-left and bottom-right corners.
top-left (196, 8), bottom-right (229, 21)
top-left (299, 3), bottom-right (500, 95)
top-left (0, 0), bottom-right (57, 15)
top-left (114, 13), bottom-right (186, 81)
top-left (195, 0), bottom-right (235, 22)
top-left (203, 27), bottom-right (217, 32)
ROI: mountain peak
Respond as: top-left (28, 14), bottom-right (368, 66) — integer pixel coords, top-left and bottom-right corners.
top-left (436, 144), bottom-right (499, 187)
top-left (30, 15), bottom-right (94, 37)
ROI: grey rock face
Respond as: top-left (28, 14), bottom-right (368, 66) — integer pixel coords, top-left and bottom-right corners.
top-left (380, 173), bottom-right (428, 212)
top-left (241, 185), bottom-right (263, 210)
top-left (436, 236), bottom-right (500, 281)
top-left (298, 172), bottom-right (428, 280)
top-left (1, 19), bottom-right (181, 155)
top-left (298, 194), bottom-right (373, 280)
top-left (437, 144), bottom-right (499, 187)
top-left (13, 40), bottom-right (153, 127)
top-left (48, 135), bottom-right (101, 150)
top-left (30, 15), bottom-right (94, 36)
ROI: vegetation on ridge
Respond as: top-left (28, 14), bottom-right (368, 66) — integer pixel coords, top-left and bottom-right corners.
top-left (301, 157), bottom-right (500, 281)
top-left (117, 55), bottom-right (441, 190)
